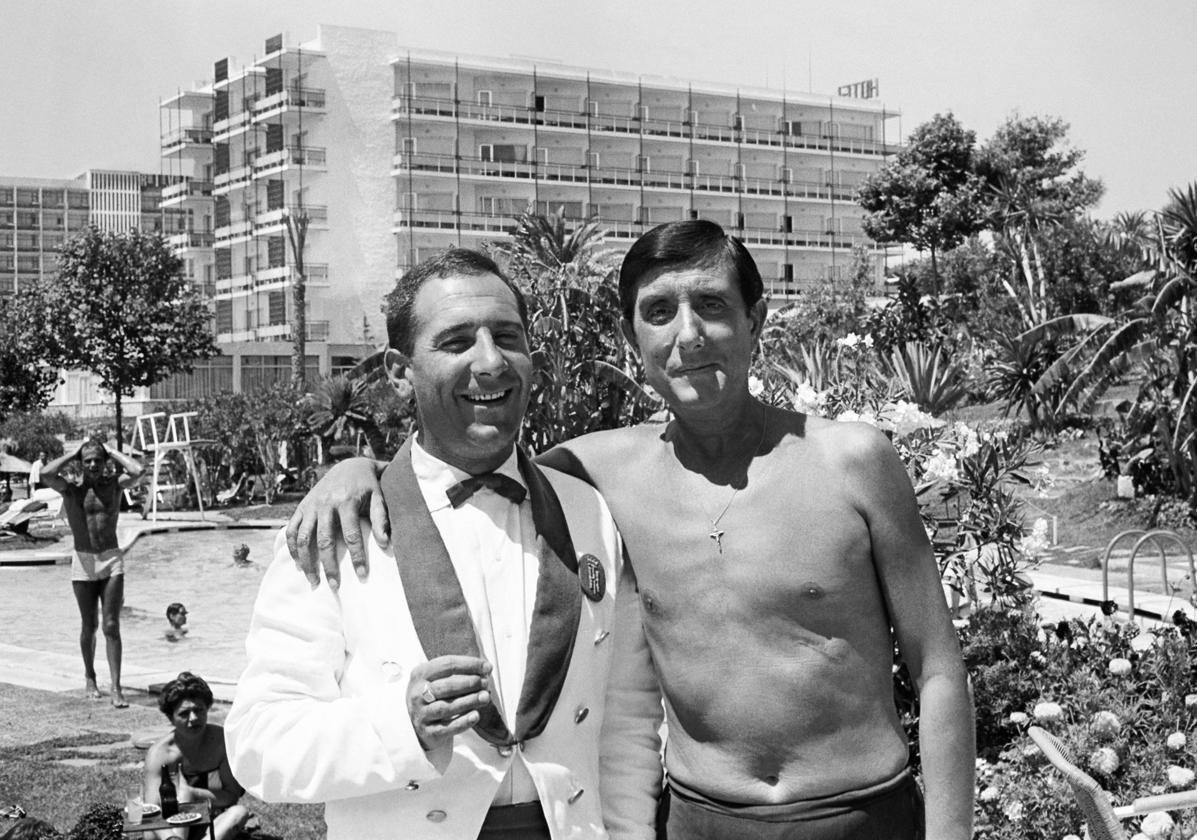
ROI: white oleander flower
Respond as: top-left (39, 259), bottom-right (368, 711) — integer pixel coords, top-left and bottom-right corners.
top-left (978, 786), bottom-right (1000, 803)
top-left (923, 449), bottom-right (961, 484)
top-left (836, 333), bottom-right (862, 350)
top-left (1034, 701), bottom-right (1064, 722)
top-left (1167, 732), bottom-right (1187, 750)
top-left (791, 381), bottom-right (826, 414)
top-left (1184, 693), bottom-right (1197, 708)
top-left (885, 400), bottom-right (942, 438)
top-left (1130, 633), bottom-right (1156, 652)
top-left (1091, 710), bottom-right (1122, 739)
top-left (1168, 765), bottom-right (1196, 788)
top-left (1009, 711), bottom-right (1029, 725)
top-left (1141, 811), bottom-right (1174, 839)
top-left (953, 422), bottom-right (981, 458)
top-left (748, 375), bottom-right (764, 397)
top-left (1088, 747), bottom-right (1120, 776)
top-left (835, 409), bottom-right (878, 427)
top-left (1109, 658), bottom-right (1133, 676)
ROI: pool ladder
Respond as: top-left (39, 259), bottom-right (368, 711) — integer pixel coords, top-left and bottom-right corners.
top-left (1101, 529), bottom-right (1196, 619)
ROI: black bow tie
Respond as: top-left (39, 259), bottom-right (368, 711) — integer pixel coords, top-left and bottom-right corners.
top-left (446, 472), bottom-right (527, 509)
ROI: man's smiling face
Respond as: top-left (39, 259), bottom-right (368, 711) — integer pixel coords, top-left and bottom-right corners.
top-left (393, 271), bottom-right (533, 474)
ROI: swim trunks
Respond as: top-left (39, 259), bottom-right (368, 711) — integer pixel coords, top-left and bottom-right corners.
top-left (71, 548), bottom-right (125, 582)
top-left (657, 767), bottom-right (923, 840)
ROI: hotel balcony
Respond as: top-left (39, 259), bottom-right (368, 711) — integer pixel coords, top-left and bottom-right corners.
top-left (253, 320), bottom-right (330, 341)
top-left (161, 179), bottom-right (214, 206)
top-left (252, 146), bottom-right (327, 178)
top-left (255, 263), bottom-right (330, 287)
top-left (392, 152), bottom-right (858, 201)
top-left (166, 230), bottom-right (216, 251)
top-left (215, 271), bottom-right (255, 295)
top-left (212, 165), bottom-right (253, 195)
top-left (393, 209), bottom-right (518, 235)
top-left (253, 86), bottom-right (327, 121)
top-left (213, 218), bottom-right (254, 245)
top-left (253, 204), bottom-right (329, 235)
top-left (213, 107), bottom-right (255, 140)
top-left (161, 127), bottom-right (214, 156)
top-left (391, 95), bottom-right (899, 156)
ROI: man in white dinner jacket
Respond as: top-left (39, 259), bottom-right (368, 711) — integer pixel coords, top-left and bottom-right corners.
top-left (225, 249), bottom-right (658, 840)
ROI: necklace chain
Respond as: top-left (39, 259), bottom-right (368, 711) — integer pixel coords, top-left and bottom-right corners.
top-left (705, 415), bottom-right (769, 555)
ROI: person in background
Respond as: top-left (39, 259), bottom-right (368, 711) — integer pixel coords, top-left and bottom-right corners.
top-left (28, 452), bottom-right (46, 495)
top-left (40, 437), bottom-right (143, 708)
top-left (143, 672), bottom-right (251, 840)
top-left (165, 603), bottom-right (188, 642)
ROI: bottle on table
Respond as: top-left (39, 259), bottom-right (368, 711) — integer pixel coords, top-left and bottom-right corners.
top-left (159, 765), bottom-right (179, 818)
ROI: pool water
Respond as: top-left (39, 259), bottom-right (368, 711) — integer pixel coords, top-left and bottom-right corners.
top-left (1, 527), bottom-right (281, 686)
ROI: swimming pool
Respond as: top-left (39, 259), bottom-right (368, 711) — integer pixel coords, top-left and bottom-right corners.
top-left (0, 527), bottom-right (281, 686)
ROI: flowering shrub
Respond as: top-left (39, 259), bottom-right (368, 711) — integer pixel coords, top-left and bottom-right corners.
top-left (754, 331), bottom-right (1044, 609)
top-left (969, 610), bottom-right (1197, 840)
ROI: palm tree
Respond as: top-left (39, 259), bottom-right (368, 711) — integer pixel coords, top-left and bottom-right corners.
top-left (306, 374), bottom-right (388, 458)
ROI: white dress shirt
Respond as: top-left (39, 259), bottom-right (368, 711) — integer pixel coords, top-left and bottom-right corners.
top-left (410, 438), bottom-right (539, 806)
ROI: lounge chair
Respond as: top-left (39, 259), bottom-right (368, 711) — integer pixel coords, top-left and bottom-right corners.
top-left (1028, 725), bottom-right (1197, 840)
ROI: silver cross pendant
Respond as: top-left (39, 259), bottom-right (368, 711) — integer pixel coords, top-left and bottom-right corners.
top-left (708, 527), bottom-right (725, 555)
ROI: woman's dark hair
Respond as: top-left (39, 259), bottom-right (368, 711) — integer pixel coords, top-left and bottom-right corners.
top-left (618, 219), bottom-right (763, 320)
top-left (1, 819), bottom-right (63, 840)
top-left (158, 671), bottom-right (213, 719)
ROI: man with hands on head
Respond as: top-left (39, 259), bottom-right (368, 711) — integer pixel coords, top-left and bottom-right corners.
top-left (225, 249), bottom-right (650, 840)
top-left (41, 437), bottom-right (143, 708)
top-left (291, 220), bottom-right (975, 840)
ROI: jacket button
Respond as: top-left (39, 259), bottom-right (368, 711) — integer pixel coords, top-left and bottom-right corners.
top-left (575, 706), bottom-right (589, 724)
top-left (594, 630), bottom-right (610, 645)
top-left (426, 810), bottom-right (447, 822)
top-left (404, 781), bottom-right (419, 791)
top-left (568, 788), bottom-right (585, 804)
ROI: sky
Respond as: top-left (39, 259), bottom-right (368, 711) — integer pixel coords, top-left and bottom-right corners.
top-left (2, 0), bottom-right (1194, 218)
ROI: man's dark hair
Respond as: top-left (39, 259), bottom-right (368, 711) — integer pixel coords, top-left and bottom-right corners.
top-left (165, 602), bottom-right (186, 620)
top-left (618, 219), bottom-right (763, 320)
top-left (384, 249), bottom-right (528, 355)
top-left (158, 671), bottom-right (213, 719)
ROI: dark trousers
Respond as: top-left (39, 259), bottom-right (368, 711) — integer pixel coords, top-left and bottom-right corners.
top-left (657, 768), bottom-right (924, 840)
top-left (478, 802), bottom-right (551, 840)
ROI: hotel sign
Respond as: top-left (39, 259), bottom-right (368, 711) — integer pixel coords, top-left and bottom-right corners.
top-left (837, 78), bottom-right (879, 99)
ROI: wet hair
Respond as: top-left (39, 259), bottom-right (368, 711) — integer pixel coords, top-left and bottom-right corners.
top-left (165, 602), bottom-right (186, 620)
top-left (0, 819), bottom-right (62, 840)
top-left (79, 437), bottom-right (106, 460)
top-left (158, 671), bottom-right (213, 719)
top-left (618, 219), bottom-right (763, 321)
top-left (384, 248), bottom-right (528, 356)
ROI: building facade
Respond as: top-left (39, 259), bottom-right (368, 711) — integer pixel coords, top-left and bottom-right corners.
top-left (0, 171), bottom-right (175, 297)
top-left (392, 50), bottom-right (898, 298)
top-left (162, 24), bottom-right (898, 358)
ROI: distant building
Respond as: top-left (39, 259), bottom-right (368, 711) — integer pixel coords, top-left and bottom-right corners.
top-left (162, 24), bottom-right (899, 351)
top-left (0, 171), bottom-right (175, 296)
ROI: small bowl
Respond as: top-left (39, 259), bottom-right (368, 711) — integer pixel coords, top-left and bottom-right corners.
top-left (141, 804), bottom-right (161, 818)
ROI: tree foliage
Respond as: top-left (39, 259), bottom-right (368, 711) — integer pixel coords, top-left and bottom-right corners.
top-left (857, 112), bottom-right (987, 291)
top-left (488, 211), bottom-right (657, 452)
top-left (0, 294), bottom-right (60, 420)
top-left (21, 227), bottom-right (218, 447)
top-left (977, 115), bottom-right (1104, 328)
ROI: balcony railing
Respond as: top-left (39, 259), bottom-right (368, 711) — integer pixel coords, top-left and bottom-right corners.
top-left (254, 205), bottom-right (329, 231)
top-left (212, 108), bottom-right (254, 139)
top-left (252, 146), bottom-right (327, 175)
top-left (390, 95), bottom-right (900, 156)
top-left (213, 219), bottom-right (254, 243)
top-left (392, 208), bottom-right (875, 251)
top-left (213, 165), bottom-right (253, 193)
top-left (167, 231), bottom-right (216, 249)
top-left (161, 127), bottom-right (214, 153)
top-left (253, 86), bottom-right (327, 118)
top-left (393, 152), bottom-right (861, 201)
top-left (161, 179), bottom-right (214, 204)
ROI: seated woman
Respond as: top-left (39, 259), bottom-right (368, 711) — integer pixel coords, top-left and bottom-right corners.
top-left (143, 672), bottom-right (251, 840)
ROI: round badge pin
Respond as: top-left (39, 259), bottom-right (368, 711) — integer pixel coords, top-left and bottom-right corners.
top-left (579, 554), bottom-right (605, 602)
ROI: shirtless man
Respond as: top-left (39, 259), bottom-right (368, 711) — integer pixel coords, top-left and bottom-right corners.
top-left (290, 221), bottom-right (974, 839)
top-left (42, 438), bottom-right (143, 707)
